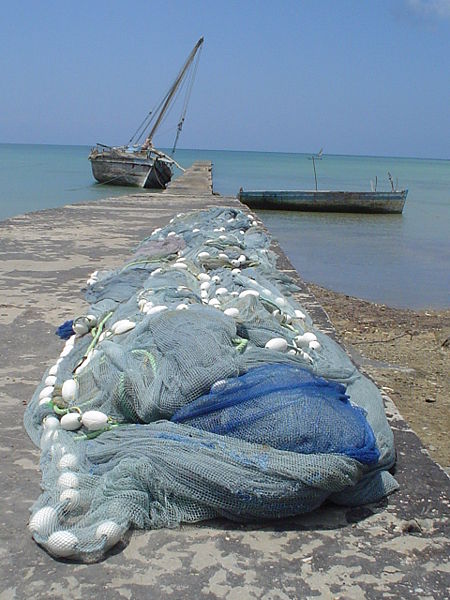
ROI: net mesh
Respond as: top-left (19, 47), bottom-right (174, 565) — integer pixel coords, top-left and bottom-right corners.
top-left (24, 206), bottom-right (398, 562)
top-left (171, 363), bottom-right (380, 464)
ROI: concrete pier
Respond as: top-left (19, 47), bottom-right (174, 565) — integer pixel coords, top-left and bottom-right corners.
top-left (0, 163), bottom-right (448, 599)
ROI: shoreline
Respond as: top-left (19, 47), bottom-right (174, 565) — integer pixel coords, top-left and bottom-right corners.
top-left (309, 282), bottom-right (450, 469)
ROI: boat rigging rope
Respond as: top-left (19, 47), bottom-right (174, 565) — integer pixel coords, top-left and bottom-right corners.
top-left (128, 42), bottom-right (203, 151)
top-left (128, 91), bottom-right (168, 147)
top-left (127, 109), bottom-right (153, 146)
top-left (171, 44), bottom-right (203, 155)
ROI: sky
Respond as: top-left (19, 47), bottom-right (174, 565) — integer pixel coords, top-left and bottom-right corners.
top-left (0, 0), bottom-right (449, 158)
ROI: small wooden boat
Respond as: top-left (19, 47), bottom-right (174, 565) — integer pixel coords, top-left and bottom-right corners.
top-left (89, 37), bottom-right (203, 189)
top-left (238, 189), bottom-right (408, 214)
top-left (239, 153), bottom-right (408, 214)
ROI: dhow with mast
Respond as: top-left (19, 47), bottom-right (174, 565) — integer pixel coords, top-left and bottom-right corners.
top-left (89, 37), bottom-right (203, 189)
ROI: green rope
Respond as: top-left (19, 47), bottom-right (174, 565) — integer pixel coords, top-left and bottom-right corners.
top-left (259, 296), bottom-right (281, 311)
top-left (232, 337), bottom-right (248, 353)
top-left (120, 253), bottom-right (179, 273)
top-left (87, 311), bottom-right (114, 353)
top-left (114, 374), bottom-right (142, 423)
top-left (120, 257), bottom-right (162, 272)
top-left (71, 397), bottom-right (98, 410)
top-left (73, 311), bottom-right (113, 374)
top-left (74, 423), bottom-right (119, 441)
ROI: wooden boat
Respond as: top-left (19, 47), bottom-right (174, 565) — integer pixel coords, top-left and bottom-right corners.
top-left (239, 152), bottom-right (407, 214)
top-left (238, 189), bottom-right (408, 214)
top-left (89, 37), bottom-right (203, 189)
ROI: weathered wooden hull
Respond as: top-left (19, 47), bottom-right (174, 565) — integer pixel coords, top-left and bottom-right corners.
top-left (238, 189), bottom-right (408, 214)
top-left (89, 153), bottom-right (172, 189)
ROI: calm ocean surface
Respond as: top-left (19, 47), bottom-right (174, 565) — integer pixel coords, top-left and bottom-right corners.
top-left (0, 143), bottom-right (448, 309)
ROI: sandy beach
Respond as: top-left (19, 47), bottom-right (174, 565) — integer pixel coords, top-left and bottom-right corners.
top-left (310, 283), bottom-right (450, 470)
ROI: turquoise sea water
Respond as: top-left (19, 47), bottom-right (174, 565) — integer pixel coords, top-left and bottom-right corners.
top-left (0, 143), bottom-right (448, 309)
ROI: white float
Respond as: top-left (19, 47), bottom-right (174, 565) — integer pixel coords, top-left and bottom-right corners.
top-left (147, 305), bottom-right (168, 315)
top-left (81, 410), bottom-right (108, 431)
top-left (239, 290), bottom-right (259, 299)
top-left (39, 397), bottom-right (52, 407)
top-left (46, 531), bottom-right (78, 558)
top-left (43, 416), bottom-right (60, 431)
top-left (111, 320), bottom-right (136, 335)
top-left (295, 332), bottom-right (317, 347)
top-left (57, 472), bottom-right (79, 490)
top-left (61, 379), bottom-right (78, 403)
top-left (39, 385), bottom-right (54, 400)
top-left (60, 489), bottom-right (81, 510)
top-left (265, 338), bottom-right (288, 352)
top-left (215, 287), bottom-right (228, 295)
top-left (95, 521), bottom-right (123, 550)
top-left (58, 453), bottom-right (79, 471)
top-left (29, 507), bottom-right (58, 535)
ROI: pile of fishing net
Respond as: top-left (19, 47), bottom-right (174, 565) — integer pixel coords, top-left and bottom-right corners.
top-left (24, 207), bottom-right (398, 562)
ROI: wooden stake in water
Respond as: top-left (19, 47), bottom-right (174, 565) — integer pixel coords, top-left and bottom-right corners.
top-left (309, 148), bottom-right (323, 191)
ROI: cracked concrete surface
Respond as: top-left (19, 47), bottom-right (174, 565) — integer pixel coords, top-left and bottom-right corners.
top-left (0, 163), bottom-right (448, 599)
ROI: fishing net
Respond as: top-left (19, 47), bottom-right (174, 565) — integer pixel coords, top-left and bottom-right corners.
top-left (24, 207), bottom-right (398, 562)
top-left (171, 364), bottom-right (380, 464)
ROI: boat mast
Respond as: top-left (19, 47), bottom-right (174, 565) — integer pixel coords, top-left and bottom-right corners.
top-left (142, 37), bottom-right (204, 150)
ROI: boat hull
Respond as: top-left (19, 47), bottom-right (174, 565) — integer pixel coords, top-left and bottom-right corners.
top-left (238, 190), bottom-right (408, 214)
top-left (89, 153), bottom-right (172, 189)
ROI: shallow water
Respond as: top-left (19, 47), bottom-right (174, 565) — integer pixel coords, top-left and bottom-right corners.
top-left (0, 144), bottom-right (448, 308)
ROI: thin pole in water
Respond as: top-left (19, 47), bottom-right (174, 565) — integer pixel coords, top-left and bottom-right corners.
top-left (312, 156), bottom-right (318, 191)
top-left (308, 148), bottom-right (323, 191)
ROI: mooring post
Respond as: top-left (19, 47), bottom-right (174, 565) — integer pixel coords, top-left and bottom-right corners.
top-left (312, 156), bottom-right (318, 191)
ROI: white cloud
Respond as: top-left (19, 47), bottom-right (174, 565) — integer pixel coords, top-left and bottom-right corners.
top-left (406, 0), bottom-right (450, 19)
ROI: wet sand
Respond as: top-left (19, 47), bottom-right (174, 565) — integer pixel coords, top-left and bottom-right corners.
top-left (310, 283), bottom-right (450, 470)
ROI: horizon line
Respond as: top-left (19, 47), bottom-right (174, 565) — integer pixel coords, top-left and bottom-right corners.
top-left (0, 141), bottom-right (448, 163)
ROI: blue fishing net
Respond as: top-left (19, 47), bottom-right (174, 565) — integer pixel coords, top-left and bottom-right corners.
top-left (24, 206), bottom-right (398, 562)
top-left (172, 364), bottom-right (380, 464)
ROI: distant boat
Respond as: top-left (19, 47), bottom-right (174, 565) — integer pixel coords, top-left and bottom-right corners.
top-left (238, 189), bottom-right (408, 214)
top-left (239, 154), bottom-right (407, 214)
top-left (89, 37), bottom-right (204, 189)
